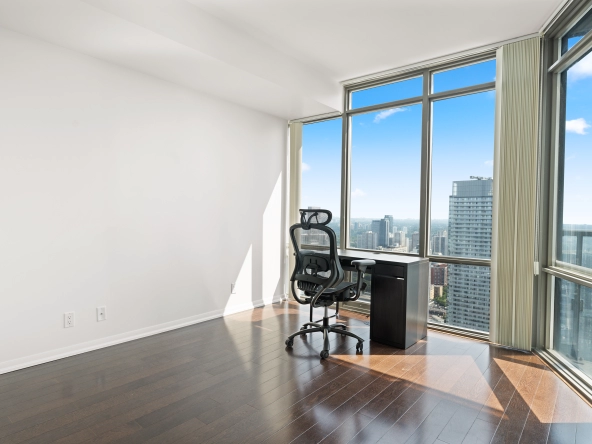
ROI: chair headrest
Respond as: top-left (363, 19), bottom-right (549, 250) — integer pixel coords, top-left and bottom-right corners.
top-left (299, 209), bottom-right (332, 229)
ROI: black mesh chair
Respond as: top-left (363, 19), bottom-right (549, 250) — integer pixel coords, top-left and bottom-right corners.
top-left (285, 209), bottom-right (375, 359)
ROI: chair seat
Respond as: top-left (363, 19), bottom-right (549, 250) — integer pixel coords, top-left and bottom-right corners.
top-left (319, 281), bottom-right (357, 301)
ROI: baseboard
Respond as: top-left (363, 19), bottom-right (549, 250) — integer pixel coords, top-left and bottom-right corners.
top-left (0, 296), bottom-right (281, 375)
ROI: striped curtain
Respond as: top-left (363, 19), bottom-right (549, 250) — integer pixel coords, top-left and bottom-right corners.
top-left (288, 122), bottom-right (303, 297)
top-left (491, 37), bottom-right (541, 350)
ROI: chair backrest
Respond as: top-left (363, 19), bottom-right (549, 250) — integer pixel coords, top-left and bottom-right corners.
top-left (289, 209), bottom-right (344, 297)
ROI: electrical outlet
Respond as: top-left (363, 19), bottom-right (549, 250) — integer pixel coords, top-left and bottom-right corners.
top-left (97, 306), bottom-right (106, 322)
top-left (231, 283), bottom-right (236, 294)
top-left (64, 312), bottom-right (75, 328)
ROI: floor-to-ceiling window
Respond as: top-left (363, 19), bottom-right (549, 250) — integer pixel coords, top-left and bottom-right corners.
top-left (544, 4), bottom-right (592, 384)
top-left (344, 58), bottom-right (496, 334)
top-left (292, 55), bottom-right (497, 333)
top-left (429, 63), bottom-right (496, 332)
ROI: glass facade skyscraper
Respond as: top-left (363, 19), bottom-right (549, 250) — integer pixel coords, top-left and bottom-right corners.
top-left (447, 178), bottom-right (493, 331)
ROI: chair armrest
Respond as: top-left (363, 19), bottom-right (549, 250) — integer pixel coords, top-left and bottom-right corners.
top-left (351, 259), bottom-right (375, 273)
top-left (349, 259), bottom-right (376, 301)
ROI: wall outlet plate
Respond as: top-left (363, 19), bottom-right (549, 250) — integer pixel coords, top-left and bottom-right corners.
top-left (64, 312), bottom-right (74, 328)
top-left (97, 306), bottom-right (106, 322)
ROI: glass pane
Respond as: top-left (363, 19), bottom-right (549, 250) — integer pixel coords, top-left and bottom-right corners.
top-left (557, 50), bottom-right (592, 277)
top-left (432, 60), bottom-right (496, 93)
top-left (429, 262), bottom-right (449, 324)
top-left (553, 278), bottom-right (592, 379)
top-left (429, 261), bottom-right (490, 332)
top-left (301, 118), bottom-right (342, 245)
top-left (562, 8), bottom-right (592, 54)
top-left (349, 104), bottom-right (422, 252)
top-left (430, 92), bottom-right (495, 259)
top-left (350, 77), bottom-right (422, 109)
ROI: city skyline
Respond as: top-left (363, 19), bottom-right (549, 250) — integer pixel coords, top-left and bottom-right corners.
top-left (301, 54), bottom-right (591, 224)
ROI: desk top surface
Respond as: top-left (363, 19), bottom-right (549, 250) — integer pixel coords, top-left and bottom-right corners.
top-left (310, 248), bottom-right (428, 265)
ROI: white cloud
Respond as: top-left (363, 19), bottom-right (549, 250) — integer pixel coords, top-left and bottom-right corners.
top-left (302, 162), bottom-right (311, 172)
top-left (566, 118), bottom-right (591, 135)
top-left (351, 188), bottom-right (366, 197)
top-left (373, 108), bottom-right (404, 123)
top-left (569, 52), bottom-right (592, 81)
top-left (485, 160), bottom-right (494, 167)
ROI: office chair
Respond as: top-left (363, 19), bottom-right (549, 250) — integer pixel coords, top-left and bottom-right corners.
top-left (285, 209), bottom-right (374, 359)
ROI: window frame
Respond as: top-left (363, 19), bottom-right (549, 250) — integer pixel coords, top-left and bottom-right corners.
top-left (342, 53), bottom-right (496, 270)
top-left (301, 53), bottom-right (498, 334)
top-left (537, 0), bottom-right (592, 401)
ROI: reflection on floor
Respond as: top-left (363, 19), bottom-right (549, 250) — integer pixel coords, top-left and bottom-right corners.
top-left (0, 301), bottom-right (591, 443)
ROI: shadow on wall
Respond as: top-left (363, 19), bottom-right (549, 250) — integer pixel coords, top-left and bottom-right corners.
top-left (223, 172), bottom-right (285, 316)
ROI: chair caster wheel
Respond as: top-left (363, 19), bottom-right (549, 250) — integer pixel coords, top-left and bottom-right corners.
top-left (320, 350), bottom-right (329, 359)
top-left (356, 342), bottom-right (363, 353)
top-left (285, 339), bottom-right (294, 348)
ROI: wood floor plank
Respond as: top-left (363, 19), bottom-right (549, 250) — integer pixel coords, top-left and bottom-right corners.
top-left (477, 353), bottom-right (533, 425)
top-left (490, 359), bottom-right (546, 443)
top-left (349, 337), bottom-right (485, 444)
top-left (519, 366), bottom-right (561, 444)
top-left (462, 418), bottom-right (498, 444)
top-left (0, 302), bottom-right (588, 444)
top-left (291, 342), bottom-right (429, 443)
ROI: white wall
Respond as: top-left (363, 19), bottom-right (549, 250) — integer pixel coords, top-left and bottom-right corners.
top-left (0, 27), bottom-right (288, 373)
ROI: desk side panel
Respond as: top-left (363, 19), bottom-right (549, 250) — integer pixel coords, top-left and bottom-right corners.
top-left (406, 261), bottom-right (429, 347)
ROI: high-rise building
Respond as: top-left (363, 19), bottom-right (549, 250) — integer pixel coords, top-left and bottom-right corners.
top-left (393, 231), bottom-right (407, 249)
top-left (431, 231), bottom-right (448, 255)
top-left (358, 231), bottom-right (378, 249)
top-left (378, 219), bottom-right (389, 247)
top-left (384, 215), bottom-right (394, 234)
top-left (371, 218), bottom-right (390, 247)
top-left (371, 220), bottom-right (381, 236)
top-left (447, 178), bottom-right (493, 332)
top-left (411, 232), bottom-right (420, 252)
top-left (431, 263), bottom-right (448, 286)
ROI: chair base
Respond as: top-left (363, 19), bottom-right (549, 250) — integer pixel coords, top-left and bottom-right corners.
top-left (285, 306), bottom-right (364, 359)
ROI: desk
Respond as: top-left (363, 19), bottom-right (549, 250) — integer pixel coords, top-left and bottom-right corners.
top-left (334, 249), bottom-right (429, 349)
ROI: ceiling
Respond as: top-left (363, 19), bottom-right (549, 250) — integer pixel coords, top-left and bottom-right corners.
top-left (0, 0), bottom-right (565, 119)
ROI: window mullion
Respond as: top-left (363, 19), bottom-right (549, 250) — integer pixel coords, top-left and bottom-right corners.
top-left (419, 69), bottom-right (431, 258)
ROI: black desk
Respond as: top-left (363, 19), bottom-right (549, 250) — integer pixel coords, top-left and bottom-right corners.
top-left (334, 249), bottom-right (429, 349)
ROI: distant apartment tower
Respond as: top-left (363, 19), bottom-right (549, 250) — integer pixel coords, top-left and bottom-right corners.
top-left (447, 178), bottom-right (493, 332)
top-left (358, 231), bottom-right (378, 250)
top-left (371, 219), bottom-right (390, 247)
top-left (384, 215), bottom-right (394, 233)
top-left (431, 231), bottom-right (448, 255)
top-left (431, 263), bottom-right (448, 286)
top-left (393, 231), bottom-right (407, 249)
top-left (411, 232), bottom-right (420, 253)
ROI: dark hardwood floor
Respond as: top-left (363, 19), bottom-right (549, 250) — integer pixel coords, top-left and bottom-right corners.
top-left (1, 301), bottom-right (591, 443)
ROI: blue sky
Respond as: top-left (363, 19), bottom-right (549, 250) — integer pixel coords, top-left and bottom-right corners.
top-left (301, 56), bottom-right (590, 225)
top-left (564, 51), bottom-right (592, 224)
top-left (301, 118), bottom-right (342, 217)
